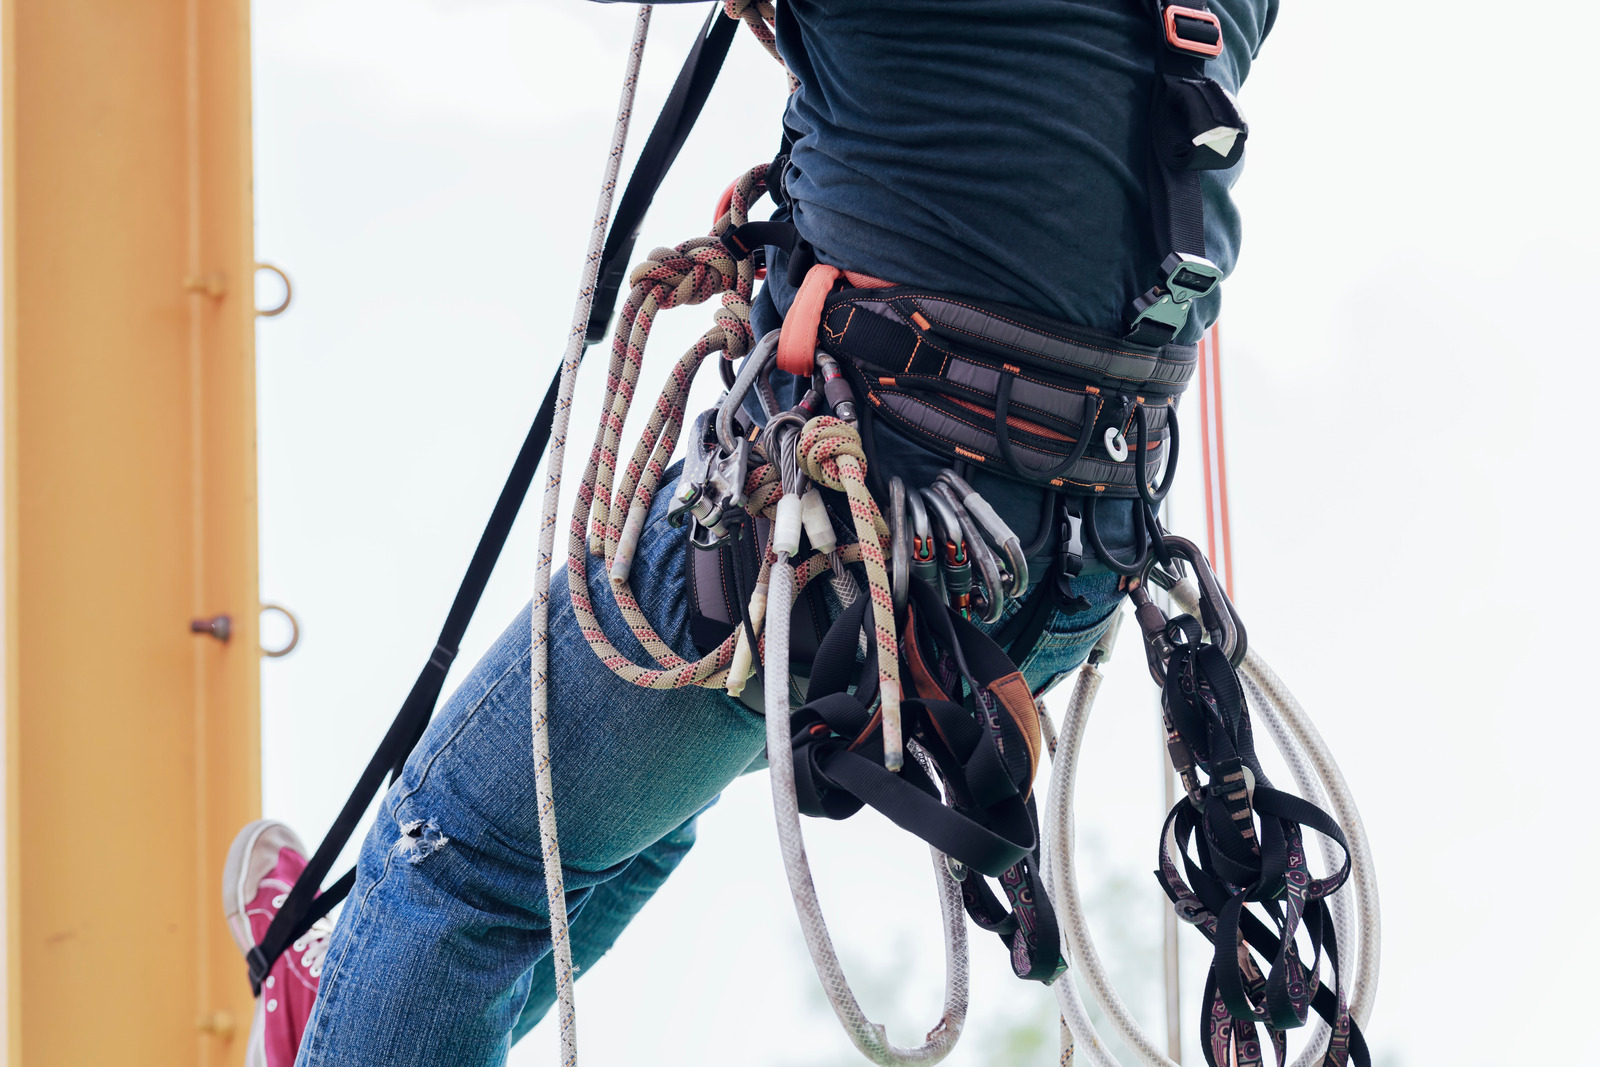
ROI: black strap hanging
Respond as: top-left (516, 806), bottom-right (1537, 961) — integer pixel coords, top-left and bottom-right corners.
top-left (1153, 610), bottom-right (1369, 1067)
top-left (246, 9), bottom-right (740, 995)
top-left (1124, 0), bottom-right (1245, 346)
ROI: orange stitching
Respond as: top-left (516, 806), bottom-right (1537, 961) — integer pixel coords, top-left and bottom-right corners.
top-left (821, 306), bottom-right (856, 344)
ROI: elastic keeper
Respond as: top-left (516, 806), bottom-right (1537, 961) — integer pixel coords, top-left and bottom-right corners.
top-left (725, 585), bottom-right (767, 699)
top-left (773, 494), bottom-right (804, 557)
top-left (800, 487), bottom-right (836, 555)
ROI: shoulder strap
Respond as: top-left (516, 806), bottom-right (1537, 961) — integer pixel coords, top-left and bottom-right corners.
top-left (247, 10), bottom-right (739, 995)
top-left (1124, 0), bottom-right (1245, 345)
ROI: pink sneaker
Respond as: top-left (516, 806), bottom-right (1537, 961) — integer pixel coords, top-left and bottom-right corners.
top-left (223, 820), bottom-right (333, 1067)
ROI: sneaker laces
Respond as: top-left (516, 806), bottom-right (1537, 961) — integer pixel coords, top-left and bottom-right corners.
top-left (292, 917), bottom-right (334, 978)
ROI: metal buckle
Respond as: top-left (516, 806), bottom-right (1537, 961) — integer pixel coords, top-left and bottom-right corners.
top-left (1163, 5), bottom-right (1225, 57)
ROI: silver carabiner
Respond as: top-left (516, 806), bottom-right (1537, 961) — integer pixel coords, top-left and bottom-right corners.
top-left (930, 482), bottom-right (1006, 625)
top-left (934, 469), bottom-right (1030, 598)
top-left (919, 486), bottom-right (972, 616)
top-left (888, 477), bottom-right (911, 611)
top-left (716, 330), bottom-right (782, 454)
top-left (904, 487), bottom-right (940, 590)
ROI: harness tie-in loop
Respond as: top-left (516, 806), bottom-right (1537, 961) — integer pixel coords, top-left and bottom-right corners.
top-left (777, 263), bottom-right (896, 377)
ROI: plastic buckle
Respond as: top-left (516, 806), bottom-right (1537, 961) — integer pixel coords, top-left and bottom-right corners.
top-left (1163, 5), bottom-right (1225, 58)
top-left (1058, 512), bottom-right (1084, 578)
top-left (1128, 252), bottom-right (1223, 343)
top-left (246, 945), bottom-right (271, 995)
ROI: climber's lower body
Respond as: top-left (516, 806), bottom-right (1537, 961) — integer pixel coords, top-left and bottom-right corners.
top-left (229, 454), bottom-right (1122, 1066)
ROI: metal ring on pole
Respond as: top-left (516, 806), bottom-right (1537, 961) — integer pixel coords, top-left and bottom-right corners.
top-left (259, 603), bottom-right (301, 658)
top-left (254, 262), bottom-right (293, 317)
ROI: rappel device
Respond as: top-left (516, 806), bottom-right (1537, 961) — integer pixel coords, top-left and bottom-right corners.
top-left (246, 3), bottom-right (1379, 1066)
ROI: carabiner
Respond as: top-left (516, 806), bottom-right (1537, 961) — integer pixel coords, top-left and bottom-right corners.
top-left (919, 486), bottom-right (973, 617)
top-left (930, 483), bottom-right (1006, 624)
top-left (1146, 535), bottom-right (1245, 665)
top-left (905, 488), bottom-right (940, 590)
top-left (934, 469), bottom-right (1030, 597)
top-left (888, 477), bottom-right (911, 611)
top-left (716, 330), bottom-right (781, 454)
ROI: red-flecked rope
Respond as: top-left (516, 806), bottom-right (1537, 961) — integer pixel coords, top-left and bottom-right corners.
top-left (567, 164), bottom-right (867, 693)
top-left (797, 417), bottom-right (904, 769)
top-left (724, 0), bottom-right (798, 91)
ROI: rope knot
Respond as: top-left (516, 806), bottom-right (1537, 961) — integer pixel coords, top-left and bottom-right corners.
top-left (799, 416), bottom-right (866, 490)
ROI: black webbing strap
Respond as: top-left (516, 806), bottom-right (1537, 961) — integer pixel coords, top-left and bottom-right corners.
top-left (1148, 31), bottom-right (1208, 266)
top-left (248, 6), bottom-right (740, 995)
top-left (1125, 0), bottom-right (1245, 345)
top-left (585, 6), bottom-right (739, 345)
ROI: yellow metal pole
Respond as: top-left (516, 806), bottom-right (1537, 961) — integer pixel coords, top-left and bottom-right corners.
top-left (3, 0), bottom-right (259, 1062)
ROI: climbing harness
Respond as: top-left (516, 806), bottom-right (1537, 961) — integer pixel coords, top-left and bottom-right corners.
top-left (243, 4), bottom-right (1380, 1066)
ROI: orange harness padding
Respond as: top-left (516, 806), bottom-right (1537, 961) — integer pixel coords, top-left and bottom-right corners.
top-left (776, 262), bottom-right (895, 376)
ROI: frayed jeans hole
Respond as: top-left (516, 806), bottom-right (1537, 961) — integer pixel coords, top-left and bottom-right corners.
top-left (395, 817), bottom-right (449, 864)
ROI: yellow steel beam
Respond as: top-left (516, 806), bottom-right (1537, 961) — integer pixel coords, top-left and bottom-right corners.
top-left (4, 0), bottom-right (259, 1062)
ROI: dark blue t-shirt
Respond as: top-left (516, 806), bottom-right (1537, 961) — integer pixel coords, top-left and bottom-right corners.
top-left (772, 0), bottom-right (1275, 340)
top-left (603, 0), bottom-right (1276, 566)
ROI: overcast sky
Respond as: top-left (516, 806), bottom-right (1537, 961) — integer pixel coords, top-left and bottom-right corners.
top-left (252, 3), bottom-right (1599, 1064)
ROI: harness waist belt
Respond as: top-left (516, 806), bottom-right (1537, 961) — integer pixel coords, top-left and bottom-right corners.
top-left (816, 285), bottom-right (1196, 495)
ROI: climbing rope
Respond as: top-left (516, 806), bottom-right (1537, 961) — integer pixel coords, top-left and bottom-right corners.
top-left (529, 10), bottom-right (651, 1066)
top-left (559, 162), bottom-right (884, 696)
top-left (797, 418), bottom-right (904, 769)
top-left (765, 551), bottom-right (970, 1066)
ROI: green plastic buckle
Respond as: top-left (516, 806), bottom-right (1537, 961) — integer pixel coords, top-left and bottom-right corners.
top-left (1129, 252), bottom-right (1223, 342)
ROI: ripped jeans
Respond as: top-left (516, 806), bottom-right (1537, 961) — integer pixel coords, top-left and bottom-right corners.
top-left (294, 468), bottom-right (1123, 1066)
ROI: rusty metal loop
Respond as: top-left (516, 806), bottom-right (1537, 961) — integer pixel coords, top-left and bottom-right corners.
top-left (259, 602), bottom-right (301, 658)
top-left (254, 262), bottom-right (293, 318)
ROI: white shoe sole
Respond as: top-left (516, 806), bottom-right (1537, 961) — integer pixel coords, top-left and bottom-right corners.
top-left (222, 819), bottom-right (309, 957)
top-left (244, 995), bottom-right (268, 1067)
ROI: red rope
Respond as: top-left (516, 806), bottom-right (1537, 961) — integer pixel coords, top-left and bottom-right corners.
top-left (1197, 323), bottom-right (1234, 600)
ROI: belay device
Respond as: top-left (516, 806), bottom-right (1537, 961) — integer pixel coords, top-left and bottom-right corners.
top-left (245, 3), bottom-right (1381, 1066)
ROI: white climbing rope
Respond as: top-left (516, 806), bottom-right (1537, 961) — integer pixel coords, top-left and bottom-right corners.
top-left (530, 10), bottom-right (651, 1066)
top-left (765, 551), bottom-right (971, 1065)
top-left (1044, 586), bottom-right (1382, 1067)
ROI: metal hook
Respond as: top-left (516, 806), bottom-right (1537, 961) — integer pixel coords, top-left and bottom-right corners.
top-left (259, 603), bottom-right (301, 658)
top-left (716, 330), bottom-right (781, 453)
top-left (254, 263), bottom-right (293, 318)
top-left (929, 482), bottom-right (1006, 624)
top-left (888, 477), bottom-right (911, 611)
top-left (934, 469), bottom-right (1030, 598)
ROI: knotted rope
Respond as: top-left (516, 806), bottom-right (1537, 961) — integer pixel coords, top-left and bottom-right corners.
top-left (723, 0), bottom-right (797, 90)
top-left (798, 417), bottom-right (904, 770)
top-left (565, 164), bottom-right (867, 695)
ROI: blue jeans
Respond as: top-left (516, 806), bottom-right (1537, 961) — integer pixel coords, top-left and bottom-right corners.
top-left (295, 472), bottom-right (1122, 1065)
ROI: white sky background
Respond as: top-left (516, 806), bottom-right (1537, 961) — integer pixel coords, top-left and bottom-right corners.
top-left (252, 3), bottom-right (1599, 1064)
